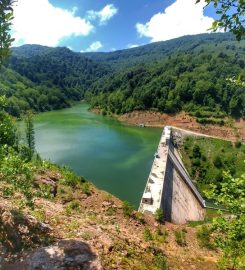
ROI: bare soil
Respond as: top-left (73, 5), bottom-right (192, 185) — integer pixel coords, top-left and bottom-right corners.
top-left (118, 111), bottom-right (245, 142)
top-left (1, 182), bottom-right (219, 270)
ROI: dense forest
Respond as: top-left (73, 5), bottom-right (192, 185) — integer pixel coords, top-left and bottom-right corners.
top-left (1, 33), bottom-right (245, 119)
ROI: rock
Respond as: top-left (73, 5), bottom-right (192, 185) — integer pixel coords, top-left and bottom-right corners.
top-left (34, 171), bottom-right (59, 197)
top-left (27, 239), bottom-right (102, 270)
top-left (1, 210), bottom-right (22, 251)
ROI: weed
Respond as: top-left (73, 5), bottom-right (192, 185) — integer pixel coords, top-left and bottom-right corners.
top-left (197, 225), bottom-right (214, 250)
top-left (81, 182), bottom-right (91, 195)
top-left (155, 208), bottom-right (164, 223)
top-left (174, 229), bottom-right (187, 246)
top-left (106, 207), bottom-right (117, 216)
top-left (155, 227), bottom-right (168, 243)
top-left (135, 212), bottom-right (145, 223)
top-left (122, 201), bottom-right (134, 217)
top-left (65, 200), bottom-right (81, 215)
top-left (81, 231), bottom-right (93, 241)
top-left (144, 227), bottom-right (153, 241)
top-left (153, 253), bottom-right (168, 270)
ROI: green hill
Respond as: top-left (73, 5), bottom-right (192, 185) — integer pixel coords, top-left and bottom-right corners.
top-left (2, 32), bottom-right (245, 118)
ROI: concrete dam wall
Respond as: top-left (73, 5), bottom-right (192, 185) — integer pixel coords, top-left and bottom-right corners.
top-left (139, 126), bottom-right (205, 224)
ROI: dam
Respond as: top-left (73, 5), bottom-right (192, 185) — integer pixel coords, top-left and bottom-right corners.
top-left (139, 126), bottom-right (206, 224)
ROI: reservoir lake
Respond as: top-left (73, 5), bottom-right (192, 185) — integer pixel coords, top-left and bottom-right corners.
top-left (34, 103), bottom-right (161, 206)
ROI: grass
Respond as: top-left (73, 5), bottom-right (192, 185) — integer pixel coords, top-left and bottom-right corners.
top-left (174, 229), bottom-right (187, 247)
top-left (179, 136), bottom-right (245, 195)
top-left (196, 225), bottom-right (215, 250)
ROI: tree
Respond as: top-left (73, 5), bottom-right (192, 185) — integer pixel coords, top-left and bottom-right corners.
top-left (0, 96), bottom-right (17, 146)
top-left (0, 0), bottom-right (15, 65)
top-left (197, 0), bottom-right (245, 40)
top-left (25, 110), bottom-right (35, 159)
top-left (206, 171), bottom-right (245, 269)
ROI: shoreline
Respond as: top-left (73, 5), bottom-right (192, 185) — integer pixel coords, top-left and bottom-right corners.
top-left (91, 108), bottom-right (245, 142)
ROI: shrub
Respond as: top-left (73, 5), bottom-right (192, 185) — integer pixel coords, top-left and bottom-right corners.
top-left (65, 200), bottom-right (81, 215)
top-left (155, 227), bottom-right (168, 243)
top-left (192, 145), bottom-right (201, 158)
top-left (197, 225), bottom-right (214, 250)
top-left (153, 253), bottom-right (168, 270)
top-left (213, 156), bottom-right (223, 168)
top-left (135, 212), bottom-right (145, 223)
top-left (174, 229), bottom-right (187, 246)
top-left (235, 141), bottom-right (241, 148)
top-left (81, 182), bottom-right (91, 195)
top-left (155, 208), bottom-right (164, 223)
top-left (144, 227), bottom-right (153, 241)
top-left (122, 201), bottom-right (134, 217)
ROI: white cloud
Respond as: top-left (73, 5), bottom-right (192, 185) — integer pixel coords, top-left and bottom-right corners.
top-left (127, 44), bottom-right (140, 49)
top-left (12, 0), bottom-right (93, 47)
top-left (87, 4), bottom-right (118, 25)
top-left (81, 41), bottom-right (103, 52)
top-left (136, 0), bottom-right (214, 42)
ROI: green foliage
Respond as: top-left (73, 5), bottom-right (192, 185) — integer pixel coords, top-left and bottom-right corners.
top-left (155, 227), bottom-right (168, 244)
top-left (197, 225), bottom-right (214, 250)
top-left (180, 136), bottom-right (245, 194)
top-left (2, 33), bottom-right (245, 120)
top-left (81, 182), bottom-right (92, 195)
top-left (122, 201), bottom-right (134, 217)
top-left (199, 0), bottom-right (245, 41)
top-left (25, 110), bottom-right (35, 160)
top-left (60, 167), bottom-right (81, 188)
top-left (88, 36), bottom-right (245, 118)
top-left (154, 208), bottom-right (164, 223)
top-left (235, 141), bottom-right (242, 148)
top-left (0, 145), bottom-right (34, 206)
top-left (206, 172), bottom-right (245, 269)
top-left (0, 96), bottom-right (17, 146)
top-left (65, 200), bottom-right (81, 215)
top-left (153, 253), bottom-right (168, 270)
top-left (174, 230), bottom-right (187, 247)
top-left (0, 0), bottom-right (15, 65)
top-left (144, 227), bottom-right (153, 241)
top-left (134, 212), bottom-right (145, 223)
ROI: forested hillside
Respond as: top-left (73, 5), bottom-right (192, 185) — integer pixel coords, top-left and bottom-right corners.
top-left (2, 33), bottom-right (245, 119)
top-left (1, 46), bottom-right (110, 117)
top-left (88, 49), bottom-right (245, 119)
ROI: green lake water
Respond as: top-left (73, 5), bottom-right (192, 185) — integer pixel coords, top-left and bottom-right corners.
top-left (34, 103), bottom-right (161, 206)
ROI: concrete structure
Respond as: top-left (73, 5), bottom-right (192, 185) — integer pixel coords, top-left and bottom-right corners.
top-left (139, 126), bottom-right (206, 224)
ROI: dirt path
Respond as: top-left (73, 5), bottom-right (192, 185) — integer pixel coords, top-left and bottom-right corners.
top-left (172, 126), bottom-right (235, 142)
top-left (118, 111), bottom-right (245, 142)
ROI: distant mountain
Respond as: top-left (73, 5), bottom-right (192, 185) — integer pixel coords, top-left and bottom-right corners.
top-left (83, 33), bottom-right (244, 69)
top-left (3, 32), bottom-right (245, 118)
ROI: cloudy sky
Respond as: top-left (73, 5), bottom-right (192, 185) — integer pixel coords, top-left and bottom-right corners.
top-left (12, 0), bottom-right (218, 52)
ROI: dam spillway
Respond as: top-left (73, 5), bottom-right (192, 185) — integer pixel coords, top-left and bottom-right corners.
top-left (139, 126), bottom-right (206, 224)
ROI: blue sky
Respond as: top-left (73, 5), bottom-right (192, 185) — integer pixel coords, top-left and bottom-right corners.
top-left (12, 0), bottom-right (218, 52)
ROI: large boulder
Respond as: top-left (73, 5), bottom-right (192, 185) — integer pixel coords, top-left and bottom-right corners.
top-left (27, 239), bottom-right (102, 270)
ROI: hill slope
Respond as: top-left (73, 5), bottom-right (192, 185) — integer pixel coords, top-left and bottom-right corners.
top-left (3, 33), bottom-right (245, 119)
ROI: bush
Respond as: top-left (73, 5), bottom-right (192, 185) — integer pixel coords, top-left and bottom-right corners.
top-left (81, 182), bottom-right (92, 195)
top-left (235, 141), bottom-right (241, 148)
top-left (197, 225), bottom-right (214, 250)
top-left (122, 201), bottom-right (134, 217)
top-left (65, 200), bottom-right (81, 215)
top-left (174, 229), bottom-right (187, 246)
top-left (213, 156), bottom-right (223, 168)
top-left (155, 227), bottom-right (168, 243)
top-left (153, 253), bottom-right (168, 270)
top-left (144, 227), bottom-right (153, 241)
top-left (135, 212), bottom-right (145, 223)
top-left (155, 208), bottom-right (164, 223)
